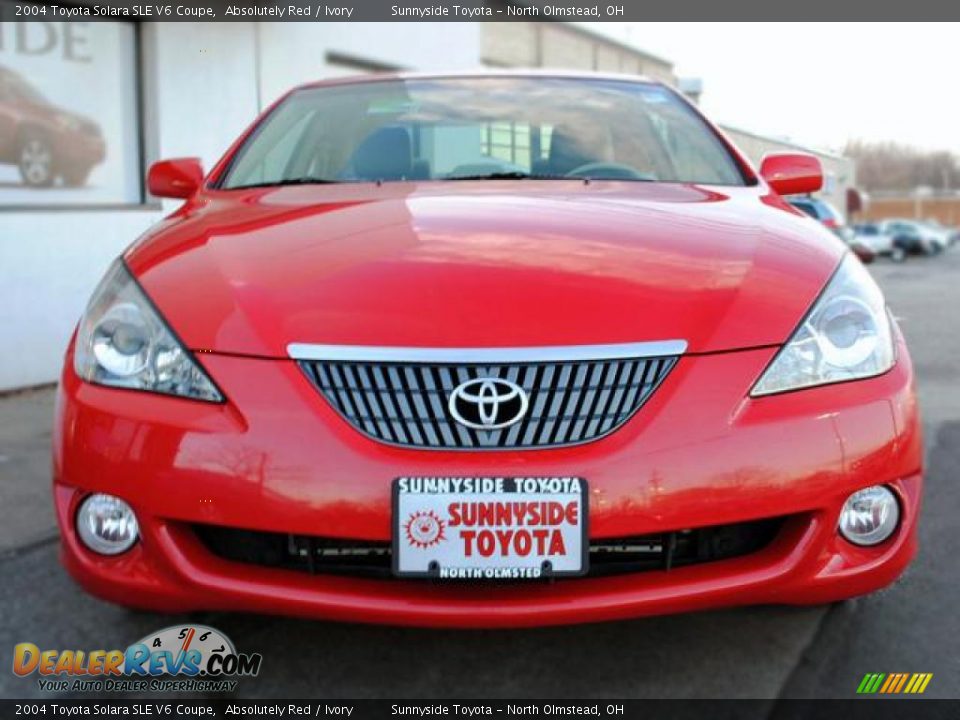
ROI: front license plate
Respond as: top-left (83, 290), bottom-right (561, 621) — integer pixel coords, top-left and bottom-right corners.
top-left (393, 476), bottom-right (588, 580)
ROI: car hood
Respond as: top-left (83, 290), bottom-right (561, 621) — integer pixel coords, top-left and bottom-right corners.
top-left (126, 181), bottom-right (844, 358)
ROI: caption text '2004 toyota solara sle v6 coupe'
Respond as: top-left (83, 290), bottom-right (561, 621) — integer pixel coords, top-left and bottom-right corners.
top-left (54, 73), bottom-right (923, 627)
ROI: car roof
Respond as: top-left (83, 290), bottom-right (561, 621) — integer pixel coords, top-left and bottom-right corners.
top-left (295, 69), bottom-right (662, 92)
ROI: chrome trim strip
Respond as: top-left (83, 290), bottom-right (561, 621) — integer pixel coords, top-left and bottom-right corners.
top-left (287, 340), bottom-right (688, 363)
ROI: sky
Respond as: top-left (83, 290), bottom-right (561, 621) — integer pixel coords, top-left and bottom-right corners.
top-left (583, 22), bottom-right (958, 155)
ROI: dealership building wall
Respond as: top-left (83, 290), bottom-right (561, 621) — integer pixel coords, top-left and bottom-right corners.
top-left (0, 20), bottom-right (853, 391)
top-left (861, 195), bottom-right (960, 225)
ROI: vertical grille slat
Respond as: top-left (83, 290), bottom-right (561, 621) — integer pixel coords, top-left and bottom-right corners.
top-left (323, 364), bottom-right (356, 419)
top-left (522, 364), bottom-right (552, 445)
top-left (504, 365), bottom-right (538, 447)
top-left (576, 362), bottom-right (610, 441)
top-left (356, 364), bottom-right (394, 443)
top-left (599, 360), bottom-right (634, 434)
top-left (386, 366), bottom-right (422, 445)
top-left (539, 363), bottom-right (572, 445)
top-left (419, 366), bottom-right (457, 447)
top-left (338, 365), bottom-right (378, 436)
top-left (551, 363), bottom-right (590, 445)
top-left (371, 365), bottom-right (408, 444)
top-left (403, 366), bottom-right (441, 446)
top-left (569, 362), bottom-right (606, 443)
top-left (302, 350), bottom-right (679, 450)
top-left (616, 360), bottom-right (649, 425)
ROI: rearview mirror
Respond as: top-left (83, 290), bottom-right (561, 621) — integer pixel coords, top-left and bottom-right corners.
top-left (147, 158), bottom-right (204, 199)
top-left (759, 153), bottom-right (823, 196)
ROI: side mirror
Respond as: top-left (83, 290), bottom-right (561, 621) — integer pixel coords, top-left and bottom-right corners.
top-left (759, 153), bottom-right (823, 196)
top-left (147, 158), bottom-right (204, 199)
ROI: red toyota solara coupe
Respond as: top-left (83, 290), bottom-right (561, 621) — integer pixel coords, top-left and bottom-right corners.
top-left (53, 73), bottom-right (922, 627)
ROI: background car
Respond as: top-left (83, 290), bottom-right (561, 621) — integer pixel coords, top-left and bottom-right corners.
top-left (787, 195), bottom-right (845, 231)
top-left (921, 219), bottom-right (958, 248)
top-left (0, 65), bottom-right (106, 188)
top-left (789, 196), bottom-right (875, 263)
top-left (853, 222), bottom-right (910, 262)
top-left (878, 218), bottom-right (949, 255)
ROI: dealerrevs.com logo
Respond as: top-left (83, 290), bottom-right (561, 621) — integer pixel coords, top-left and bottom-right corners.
top-left (12, 625), bottom-right (262, 693)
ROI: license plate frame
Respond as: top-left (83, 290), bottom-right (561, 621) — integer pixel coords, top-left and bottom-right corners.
top-left (392, 476), bottom-right (589, 580)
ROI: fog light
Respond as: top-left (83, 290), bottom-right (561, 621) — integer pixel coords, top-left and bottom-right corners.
top-left (76, 494), bottom-right (139, 555)
top-left (839, 486), bottom-right (899, 546)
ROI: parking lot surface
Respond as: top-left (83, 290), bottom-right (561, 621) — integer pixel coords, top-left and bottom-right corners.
top-left (2, 250), bottom-right (958, 701)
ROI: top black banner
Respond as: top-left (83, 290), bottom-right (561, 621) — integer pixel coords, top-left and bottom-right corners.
top-left (1, 0), bottom-right (957, 21)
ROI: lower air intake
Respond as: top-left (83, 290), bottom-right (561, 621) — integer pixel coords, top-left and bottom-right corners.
top-left (193, 517), bottom-right (786, 580)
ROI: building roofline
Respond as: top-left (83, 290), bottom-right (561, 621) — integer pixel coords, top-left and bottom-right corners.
top-left (720, 122), bottom-right (847, 161)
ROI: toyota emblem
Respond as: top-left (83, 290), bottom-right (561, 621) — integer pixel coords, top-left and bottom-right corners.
top-left (448, 378), bottom-right (529, 430)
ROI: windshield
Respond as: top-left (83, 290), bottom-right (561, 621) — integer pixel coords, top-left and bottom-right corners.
top-left (219, 77), bottom-right (746, 188)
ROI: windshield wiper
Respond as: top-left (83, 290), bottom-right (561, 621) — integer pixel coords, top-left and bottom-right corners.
top-left (226, 177), bottom-right (343, 190)
top-left (445, 171), bottom-right (567, 181)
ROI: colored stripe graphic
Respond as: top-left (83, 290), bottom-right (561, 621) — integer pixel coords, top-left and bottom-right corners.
top-left (857, 673), bottom-right (932, 694)
top-left (879, 674), bottom-right (896, 693)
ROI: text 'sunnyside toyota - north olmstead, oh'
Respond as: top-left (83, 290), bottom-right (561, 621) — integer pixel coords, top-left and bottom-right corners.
top-left (54, 73), bottom-right (923, 626)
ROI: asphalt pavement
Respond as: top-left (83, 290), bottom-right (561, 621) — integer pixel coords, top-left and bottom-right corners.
top-left (1, 249), bottom-right (958, 701)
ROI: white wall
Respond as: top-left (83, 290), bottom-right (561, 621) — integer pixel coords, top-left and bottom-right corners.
top-left (0, 21), bottom-right (482, 391)
top-left (145, 23), bottom-right (261, 172)
top-left (0, 212), bottom-right (158, 390)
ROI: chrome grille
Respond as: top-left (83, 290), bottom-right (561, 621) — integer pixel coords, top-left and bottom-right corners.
top-left (297, 346), bottom-right (679, 449)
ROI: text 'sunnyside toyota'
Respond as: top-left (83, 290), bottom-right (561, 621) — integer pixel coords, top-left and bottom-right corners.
top-left (54, 72), bottom-right (922, 626)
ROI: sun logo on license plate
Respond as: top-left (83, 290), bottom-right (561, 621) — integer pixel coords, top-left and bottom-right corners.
top-left (404, 510), bottom-right (446, 548)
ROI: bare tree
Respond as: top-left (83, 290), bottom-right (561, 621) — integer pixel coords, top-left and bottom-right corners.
top-left (845, 140), bottom-right (960, 193)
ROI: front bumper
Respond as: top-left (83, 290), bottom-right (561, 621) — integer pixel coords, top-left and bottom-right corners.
top-left (53, 334), bottom-right (923, 627)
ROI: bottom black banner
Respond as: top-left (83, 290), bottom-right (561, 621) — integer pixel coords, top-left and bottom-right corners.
top-left (2, 700), bottom-right (959, 720)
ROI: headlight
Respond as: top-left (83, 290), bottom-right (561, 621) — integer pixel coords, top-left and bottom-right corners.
top-left (74, 260), bottom-right (223, 402)
top-left (752, 254), bottom-right (895, 396)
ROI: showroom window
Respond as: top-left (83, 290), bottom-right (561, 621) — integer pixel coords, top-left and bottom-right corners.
top-left (0, 15), bottom-right (141, 206)
top-left (480, 122), bottom-right (553, 170)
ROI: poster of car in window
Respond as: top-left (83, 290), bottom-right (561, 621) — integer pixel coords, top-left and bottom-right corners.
top-left (0, 19), bottom-right (140, 205)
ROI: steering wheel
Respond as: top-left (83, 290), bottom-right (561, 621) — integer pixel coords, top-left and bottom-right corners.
top-left (565, 162), bottom-right (655, 181)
